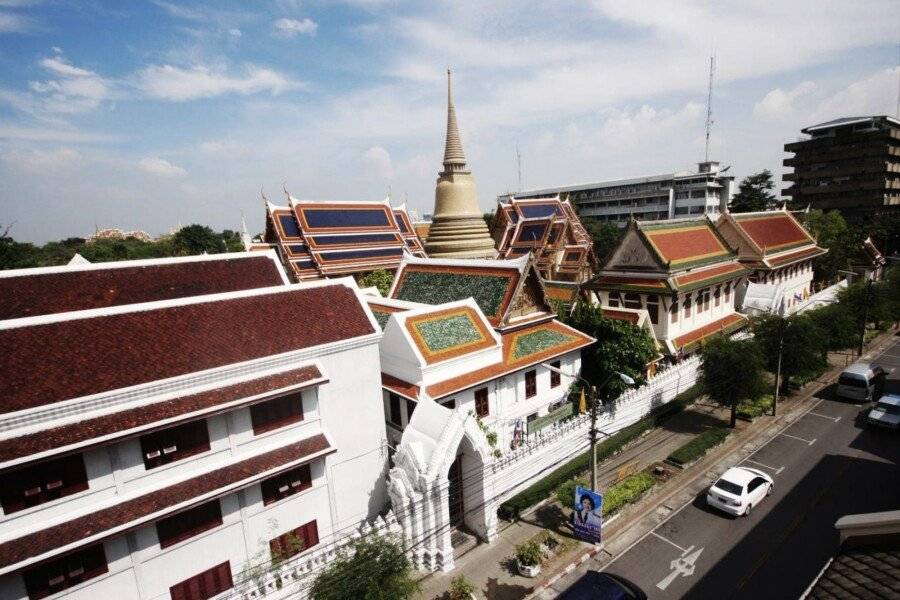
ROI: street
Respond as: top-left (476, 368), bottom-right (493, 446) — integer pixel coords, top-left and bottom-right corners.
top-left (561, 335), bottom-right (900, 599)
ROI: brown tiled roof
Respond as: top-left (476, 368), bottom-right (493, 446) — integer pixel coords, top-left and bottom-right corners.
top-left (641, 222), bottom-right (732, 268)
top-left (0, 255), bottom-right (285, 320)
top-left (673, 262), bottom-right (749, 292)
top-left (0, 434), bottom-right (332, 572)
top-left (0, 366), bottom-right (324, 467)
top-left (732, 212), bottom-right (814, 254)
top-left (807, 537), bottom-right (900, 599)
top-left (601, 308), bottom-right (640, 325)
top-left (766, 245), bottom-right (826, 267)
top-left (0, 286), bottom-right (374, 414)
top-left (382, 373), bottom-right (420, 400)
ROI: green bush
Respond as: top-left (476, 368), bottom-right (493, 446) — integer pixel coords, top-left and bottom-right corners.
top-left (498, 384), bottom-right (703, 519)
top-left (736, 395), bottom-right (773, 420)
top-left (554, 477), bottom-right (588, 507)
top-left (602, 471), bottom-right (656, 516)
top-left (515, 541), bottom-right (542, 567)
top-left (667, 428), bottom-right (730, 466)
top-left (448, 575), bottom-right (475, 600)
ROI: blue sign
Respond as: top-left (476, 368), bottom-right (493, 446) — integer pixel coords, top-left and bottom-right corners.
top-left (573, 486), bottom-right (603, 543)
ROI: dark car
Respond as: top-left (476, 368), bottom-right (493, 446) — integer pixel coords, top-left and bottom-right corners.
top-left (557, 571), bottom-right (647, 600)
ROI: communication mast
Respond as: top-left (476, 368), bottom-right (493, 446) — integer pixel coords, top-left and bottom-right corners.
top-left (704, 55), bottom-right (715, 162)
top-left (516, 143), bottom-right (523, 192)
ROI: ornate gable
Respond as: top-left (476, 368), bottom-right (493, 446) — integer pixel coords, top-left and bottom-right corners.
top-left (604, 228), bottom-right (660, 271)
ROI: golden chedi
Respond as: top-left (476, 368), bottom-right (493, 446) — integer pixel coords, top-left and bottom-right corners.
top-left (423, 70), bottom-right (497, 259)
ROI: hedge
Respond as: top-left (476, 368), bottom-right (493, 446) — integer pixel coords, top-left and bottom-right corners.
top-left (498, 383), bottom-right (703, 520)
top-left (602, 471), bottom-right (656, 516)
top-left (736, 395), bottom-right (773, 420)
top-left (666, 427), bottom-right (730, 466)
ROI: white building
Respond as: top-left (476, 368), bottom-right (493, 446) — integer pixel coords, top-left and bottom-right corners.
top-left (586, 217), bottom-right (750, 355)
top-left (715, 209), bottom-right (826, 314)
top-left (0, 254), bottom-right (389, 600)
top-left (364, 255), bottom-right (594, 571)
top-left (505, 161), bottom-right (735, 225)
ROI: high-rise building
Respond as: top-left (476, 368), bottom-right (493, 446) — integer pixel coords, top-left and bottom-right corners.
top-left (422, 71), bottom-right (497, 259)
top-left (783, 115), bottom-right (900, 221)
top-left (504, 161), bottom-right (734, 225)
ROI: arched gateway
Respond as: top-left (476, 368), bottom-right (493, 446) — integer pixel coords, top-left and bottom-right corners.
top-left (387, 397), bottom-right (497, 572)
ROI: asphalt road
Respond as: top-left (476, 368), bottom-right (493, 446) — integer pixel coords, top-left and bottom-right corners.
top-left (570, 335), bottom-right (900, 599)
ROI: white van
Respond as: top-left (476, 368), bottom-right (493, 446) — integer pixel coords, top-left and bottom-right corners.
top-left (835, 362), bottom-right (885, 403)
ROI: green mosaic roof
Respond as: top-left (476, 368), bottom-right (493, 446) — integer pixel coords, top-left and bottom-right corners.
top-left (371, 309), bottom-right (392, 330)
top-left (394, 271), bottom-right (511, 317)
top-left (414, 314), bottom-right (483, 353)
top-left (512, 329), bottom-right (575, 361)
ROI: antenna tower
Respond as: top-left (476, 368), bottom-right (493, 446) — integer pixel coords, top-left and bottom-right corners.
top-left (516, 143), bottom-right (523, 192)
top-left (704, 55), bottom-right (715, 162)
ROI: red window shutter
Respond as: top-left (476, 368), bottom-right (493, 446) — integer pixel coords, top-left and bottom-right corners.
top-left (305, 520), bottom-right (319, 547)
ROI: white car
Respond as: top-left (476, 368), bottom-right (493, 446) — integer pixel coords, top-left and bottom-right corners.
top-left (867, 394), bottom-right (900, 430)
top-left (706, 466), bottom-right (774, 517)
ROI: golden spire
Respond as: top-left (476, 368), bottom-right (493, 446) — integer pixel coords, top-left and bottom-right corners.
top-left (442, 69), bottom-right (467, 170)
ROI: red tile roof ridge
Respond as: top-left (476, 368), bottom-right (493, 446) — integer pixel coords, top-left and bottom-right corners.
top-left (0, 365), bottom-right (326, 469)
top-left (0, 250), bottom-right (286, 281)
top-left (0, 280), bottom-right (358, 331)
top-left (0, 434), bottom-right (335, 574)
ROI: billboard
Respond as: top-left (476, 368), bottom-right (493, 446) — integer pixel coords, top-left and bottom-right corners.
top-left (573, 486), bottom-right (603, 543)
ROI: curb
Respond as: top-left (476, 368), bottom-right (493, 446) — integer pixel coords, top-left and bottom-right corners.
top-left (528, 545), bottom-right (604, 594)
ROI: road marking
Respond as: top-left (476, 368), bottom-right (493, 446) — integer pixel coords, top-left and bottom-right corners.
top-left (807, 412), bottom-right (841, 422)
top-left (650, 531), bottom-right (687, 553)
top-left (743, 458), bottom-right (785, 474)
top-left (656, 546), bottom-right (704, 591)
top-left (778, 432), bottom-right (816, 445)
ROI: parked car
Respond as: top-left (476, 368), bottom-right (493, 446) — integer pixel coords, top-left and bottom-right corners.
top-left (706, 466), bottom-right (774, 517)
top-left (557, 571), bottom-right (646, 600)
top-left (835, 362), bottom-right (885, 403)
top-left (866, 394), bottom-right (900, 430)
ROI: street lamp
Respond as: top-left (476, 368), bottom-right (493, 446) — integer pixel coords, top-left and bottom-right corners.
top-left (541, 363), bottom-right (635, 491)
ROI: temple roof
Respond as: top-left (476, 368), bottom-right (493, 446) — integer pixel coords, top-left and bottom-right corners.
top-left (0, 252), bottom-right (287, 320)
top-left (715, 210), bottom-right (826, 270)
top-left (260, 197), bottom-right (426, 281)
top-left (638, 218), bottom-right (734, 270)
top-left (389, 254), bottom-right (552, 328)
top-left (442, 70), bottom-right (467, 169)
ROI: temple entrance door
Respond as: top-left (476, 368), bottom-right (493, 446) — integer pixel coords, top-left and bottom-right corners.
top-left (448, 454), bottom-right (464, 528)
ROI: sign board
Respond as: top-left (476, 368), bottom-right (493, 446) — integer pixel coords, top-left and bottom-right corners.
top-left (572, 486), bottom-right (602, 543)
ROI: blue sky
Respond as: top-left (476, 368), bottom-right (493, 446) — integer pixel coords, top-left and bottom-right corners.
top-left (0, 0), bottom-right (897, 243)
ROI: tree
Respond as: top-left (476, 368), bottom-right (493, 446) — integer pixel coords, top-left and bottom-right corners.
top-left (310, 534), bottom-right (420, 600)
top-left (583, 219), bottom-right (624, 264)
top-left (356, 269), bottom-right (394, 296)
top-left (807, 303), bottom-right (859, 353)
top-left (172, 224), bottom-right (227, 255)
top-left (700, 336), bottom-right (767, 427)
top-left (729, 170), bottom-right (777, 213)
top-left (799, 209), bottom-right (858, 282)
top-left (753, 313), bottom-right (826, 393)
top-left (564, 303), bottom-right (657, 401)
top-left (483, 211), bottom-right (496, 232)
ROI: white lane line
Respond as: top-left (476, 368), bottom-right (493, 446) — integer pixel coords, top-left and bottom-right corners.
top-left (779, 432), bottom-right (817, 445)
top-left (807, 412), bottom-right (841, 422)
top-left (650, 531), bottom-right (687, 553)
top-left (743, 458), bottom-right (785, 475)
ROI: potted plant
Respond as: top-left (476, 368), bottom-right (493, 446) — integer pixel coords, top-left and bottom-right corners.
top-left (515, 541), bottom-right (542, 578)
top-left (448, 574), bottom-right (476, 600)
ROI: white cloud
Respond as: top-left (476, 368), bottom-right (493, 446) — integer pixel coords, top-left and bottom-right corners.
top-left (753, 81), bottom-right (816, 119)
top-left (139, 156), bottom-right (186, 177)
top-left (0, 125), bottom-right (118, 143)
top-left (137, 64), bottom-right (297, 101)
top-left (362, 145), bottom-right (394, 179)
top-left (151, 1), bottom-right (204, 21)
top-left (0, 11), bottom-right (30, 33)
top-left (811, 67), bottom-right (899, 123)
top-left (27, 53), bottom-right (112, 114)
top-left (273, 17), bottom-right (317, 37)
top-left (2, 147), bottom-right (81, 171)
top-left (228, 28), bottom-right (242, 37)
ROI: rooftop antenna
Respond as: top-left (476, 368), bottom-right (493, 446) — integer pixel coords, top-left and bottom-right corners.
top-left (704, 55), bottom-right (716, 162)
top-left (516, 142), bottom-right (523, 192)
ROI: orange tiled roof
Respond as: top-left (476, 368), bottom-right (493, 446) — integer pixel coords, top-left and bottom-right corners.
top-left (767, 245), bottom-right (826, 267)
top-left (732, 212), bottom-right (813, 254)
top-left (382, 373), bottom-right (420, 400)
top-left (426, 320), bottom-right (593, 398)
top-left (673, 262), bottom-right (748, 291)
top-left (672, 313), bottom-right (746, 351)
top-left (601, 308), bottom-right (640, 325)
top-left (405, 305), bottom-right (497, 364)
top-left (642, 222), bottom-right (731, 267)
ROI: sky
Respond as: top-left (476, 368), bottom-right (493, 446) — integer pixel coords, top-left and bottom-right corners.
top-left (0, 1), bottom-right (898, 243)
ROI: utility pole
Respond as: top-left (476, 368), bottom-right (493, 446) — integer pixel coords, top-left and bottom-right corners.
top-left (704, 55), bottom-right (716, 163)
top-left (858, 277), bottom-right (872, 357)
top-left (772, 315), bottom-right (785, 416)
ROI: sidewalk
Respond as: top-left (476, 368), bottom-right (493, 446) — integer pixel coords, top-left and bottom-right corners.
top-left (416, 401), bottom-right (734, 600)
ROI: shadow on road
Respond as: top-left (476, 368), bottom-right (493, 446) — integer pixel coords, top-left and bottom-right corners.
top-left (681, 430), bottom-right (900, 600)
